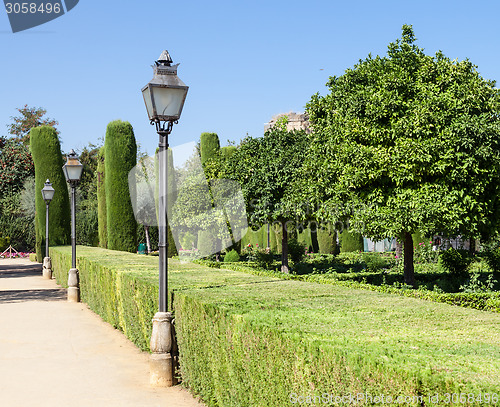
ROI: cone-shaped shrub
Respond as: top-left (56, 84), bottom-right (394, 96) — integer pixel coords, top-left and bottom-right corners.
top-left (200, 132), bottom-right (220, 166)
top-left (104, 120), bottom-right (137, 252)
top-left (221, 146), bottom-right (236, 160)
top-left (317, 226), bottom-right (336, 254)
top-left (30, 126), bottom-right (71, 261)
top-left (340, 229), bottom-right (364, 253)
top-left (97, 147), bottom-right (107, 248)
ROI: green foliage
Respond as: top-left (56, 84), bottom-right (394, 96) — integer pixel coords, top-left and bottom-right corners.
top-left (0, 211), bottom-right (35, 252)
top-left (0, 231), bottom-right (10, 250)
top-left (438, 248), bottom-right (473, 276)
top-left (75, 201), bottom-right (98, 246)
top-left (7, 104), bottom-right (58, 145)
top-left (168, 224), bottom-right (178, 257)
top-left (97, 147), bottom-right (107, 248)
top-left (302, 25), bottom-right (500, 281)
top-left (75, 144), bottom-right (100, 247)
top-left (104, 120), bottom-right (137, 252)
top-left (49, 245), bottom-right (500, 406)
top-left (220, 145), bottom-right (236, 160)
top-left (0, 176), bottom-right (36, 252)
top-left (362, 252), bottom-right (390, 272)
top-left (316, 225), bottom-right (336, 254)
top-left (339, 229), bottom-right (364, 252)
top-left (459, 258), bottom-right (498, 293)
top-left (198, 230), bottom-right (217, 258)
top-left (180, 231), bottom-right (196, 250)
top-left (199, 133), bottom-right (220, 166)
top-left (175, 278), bottom-right (500, 406)
top-left (29, 126), bottom-right (70, 260)
top-left (414, 240), bottom-right (439, 263)
top-left (287, 237), bottom-right (306, 263)
top-left (223, 119), bottom-right (308, 272)
top-left (243, 243), bottom-right (275, 269)
top-left (224, 249), bottom-right (240, 262)
top-left (0, 138), bottom-right (34, 197)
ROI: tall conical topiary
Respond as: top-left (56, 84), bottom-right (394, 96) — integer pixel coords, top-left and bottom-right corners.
top-left (104, 120), bottom-right (137, 252)
top-left (200, 132), bottom-right (220, 166)
top-left (340, 229), bottom-right (364, 253)
top-left (97, 146), bottom-right (107, 248)
top-left (30, 126), bottom-right (71, 262)
top-left (221, 146), bottom-right (236, 160)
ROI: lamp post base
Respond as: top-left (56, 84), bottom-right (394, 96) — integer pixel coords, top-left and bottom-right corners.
top-left (150, 311), bottom-right (176, 387)
top-left (67, 268), bottom-right (80, 302)
top-left (42, 257), bottom-right (52, 279)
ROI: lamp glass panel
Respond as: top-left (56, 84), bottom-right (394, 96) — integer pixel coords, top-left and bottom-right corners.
top-left (142, 86), bottom-right (154, 119)
top-left (151, 86), bottom-right (186, 118)
top-left (65, 164), bottom-right (83, 181)
top-left (42, 187), bottom-right (55, 202)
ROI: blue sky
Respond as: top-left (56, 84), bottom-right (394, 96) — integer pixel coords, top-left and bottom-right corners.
top-left (1, 0), bottom-right (499, 158)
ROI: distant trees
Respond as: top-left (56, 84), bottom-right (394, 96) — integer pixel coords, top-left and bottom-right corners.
top-left (8, 105), bottom-right (58, 145)
top-left (0, 105), bottom-right (59, 253)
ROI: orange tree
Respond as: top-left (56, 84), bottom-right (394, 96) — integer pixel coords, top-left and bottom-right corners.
top-left (299, 25), bottom-right (500, 285)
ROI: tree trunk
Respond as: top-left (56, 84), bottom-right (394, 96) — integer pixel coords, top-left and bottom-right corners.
top-left (395, 239), bottom-right (403, 259)
top-left (403, 231), bottom-right (415, 286)
top-left (145, 226), bottom-right (151, 254)
top-left (281, 221), bottom-right (289, 273)
top-left (469, 238), bottom-right (475, 255)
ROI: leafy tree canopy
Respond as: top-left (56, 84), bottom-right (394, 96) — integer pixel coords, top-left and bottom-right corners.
top-left (7, 105), bottom-right (58, 145)
top-left (0, 137), bottom-right (34, 196)
top-left (224, 117), bottom-right (308, 227)
top-left (302, 25), bottom-right (500, 243)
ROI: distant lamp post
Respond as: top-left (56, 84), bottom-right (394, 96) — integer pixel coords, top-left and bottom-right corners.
top-left (62, 149), bottom-right (83, 302)
top-left (41, 179), bottom-right (55, 279)
top-left (142, 50), bottom-right (188, 387)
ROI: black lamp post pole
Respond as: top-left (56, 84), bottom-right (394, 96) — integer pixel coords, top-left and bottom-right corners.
top-left (70, 182), bottom-right (77, 269)
top-left (155, 120), bottom-right (174, 312)
top-left (157, 126), bottom-right (170, 312)
top-left (45, 202), bottom-right (50, 259)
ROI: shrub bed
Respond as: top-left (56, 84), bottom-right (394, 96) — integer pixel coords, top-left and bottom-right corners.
top-left (50, 246), bottom-right (500, 406)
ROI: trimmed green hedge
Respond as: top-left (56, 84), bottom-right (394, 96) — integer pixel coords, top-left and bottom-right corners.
top-left (50, 246), bottom-right (500, 406)
top-left (49, 245), bottom-right (269, 351)
top-left (200, 132), bottom-right (220, 166)
top-left (30, 126), bottom-right (71, 262)
top-left (104, 120), bottom-right (137, 253)
top-left (97, 146), bottom-right (107, 249)
top-left (340, 229), bottom-right (364, 252)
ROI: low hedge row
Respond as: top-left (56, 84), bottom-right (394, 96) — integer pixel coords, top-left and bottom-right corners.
top-left (174, 280), bottom-right (500, 406)
top-left (199, 260), bottom-right (500, 313)
top-left (50, 246), bottom-right (500, 406)
top-left (49, 245), bottom-right (273, 351)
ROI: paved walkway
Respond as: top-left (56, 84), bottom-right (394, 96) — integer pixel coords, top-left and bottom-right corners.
top-left (0, 258), bottom-right (205, 407)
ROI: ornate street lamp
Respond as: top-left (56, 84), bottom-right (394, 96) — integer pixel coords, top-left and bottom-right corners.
top-left (142, 50), bottom-right (188, 387)
top-left (62, 149), bottom-right (83, 302)
top-left (41, 179), bottom-right (55, 279)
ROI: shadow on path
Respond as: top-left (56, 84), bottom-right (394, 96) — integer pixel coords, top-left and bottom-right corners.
top-left (0, 261), bottom-right (65, 303)
top-left (0, 263), bottom-right (42, 278)
top-left (0, 289), bottom-right (66, 303)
